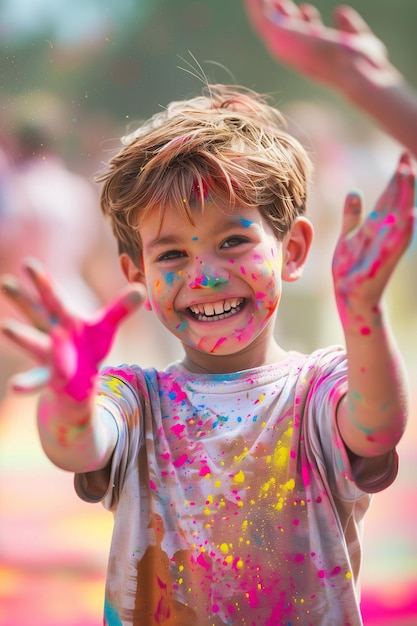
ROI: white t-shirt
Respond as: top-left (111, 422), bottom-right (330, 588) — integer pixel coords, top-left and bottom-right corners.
top-left (75, 346), bottom-right (398, 626)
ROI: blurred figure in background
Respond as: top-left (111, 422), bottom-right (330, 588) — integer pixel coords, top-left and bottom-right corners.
top-left (0, 115), bottom-right (104, 400)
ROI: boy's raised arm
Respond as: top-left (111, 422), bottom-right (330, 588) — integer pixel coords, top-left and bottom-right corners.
top-left (244, 0), bottom-right (417, 158)
top-left (332, 153), bottom-right (415, 457)
top-left (1, 258), bottom-right (145, 473)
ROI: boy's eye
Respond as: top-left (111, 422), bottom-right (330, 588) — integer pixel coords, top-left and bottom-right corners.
top-left (221, 236), bottom-right (249, 249)
top-left (157, 249), bottom-right (187, 262)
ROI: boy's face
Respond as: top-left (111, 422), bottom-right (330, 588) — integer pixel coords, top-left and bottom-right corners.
top-left (136, 198), bottom-right (296, 372)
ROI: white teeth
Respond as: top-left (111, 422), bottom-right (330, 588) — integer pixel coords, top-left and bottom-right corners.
top-left (189, 298), bottom-right (244, 320)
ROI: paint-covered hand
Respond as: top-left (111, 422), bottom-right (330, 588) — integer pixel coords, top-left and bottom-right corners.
top-left (1, 258), bottom-right (146, 399)
top-left (332, 152), bottom-right (415, 320)
top-left (244, 0), bottom-right (390, 91)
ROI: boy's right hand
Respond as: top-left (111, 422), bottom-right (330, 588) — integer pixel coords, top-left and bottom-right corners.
top-left (1, 258), bottom-right (146, 401)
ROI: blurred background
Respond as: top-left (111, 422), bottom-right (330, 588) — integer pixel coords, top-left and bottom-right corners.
top-left (0, 0), bottom-right (416, 624)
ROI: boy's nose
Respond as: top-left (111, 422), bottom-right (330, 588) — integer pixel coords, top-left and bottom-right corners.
top-left (188, 266), bottom-right (229, 289)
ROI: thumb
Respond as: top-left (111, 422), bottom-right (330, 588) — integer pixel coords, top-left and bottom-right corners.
top-left (99, 283), bottom-right (147, 329)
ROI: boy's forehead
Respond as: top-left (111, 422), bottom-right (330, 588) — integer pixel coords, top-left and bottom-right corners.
top-left (141, 200), bottom-right (261, 236)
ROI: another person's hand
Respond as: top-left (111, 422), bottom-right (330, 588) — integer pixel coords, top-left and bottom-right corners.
top-left (244, 0), bottom-right (399, 96)
top-left (332, 152), bottom-right (415, 323)
top-left (1, 258), bottom-right (145, 400)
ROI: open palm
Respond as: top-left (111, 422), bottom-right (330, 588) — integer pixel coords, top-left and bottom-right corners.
top-left (1, 259), bottom-right (145, 400)
top-left (332, 152), bottom-right (415, 315)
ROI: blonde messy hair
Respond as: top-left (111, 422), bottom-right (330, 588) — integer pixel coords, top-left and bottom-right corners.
top-left (98, 84), bottom-right (313, 260)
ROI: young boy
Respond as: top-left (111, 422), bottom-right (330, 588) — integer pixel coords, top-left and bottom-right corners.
top-left (1, 84), bottom-right (415, 626)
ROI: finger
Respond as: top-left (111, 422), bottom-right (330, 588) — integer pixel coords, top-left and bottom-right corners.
top-left (299, 3), bottom-right (323, 25)
top-left (396, 152), bottom-right (416, 212)
top-left (1, 274), bottom-right (50, 331)
top-left (333, 5), bottom-right (372, 35)
top-left (23, 258), bottom-right (72, 328)
top-left (1, 318), bottom-right (51, 360)
top-left (372, 152), bottom-right (415, 222)
top-left (9, 367), bottom-right (51, 394)
top-left (271, 0), bottom-right (300, 18)
top-left (340, 191), bottom-right (364, 238)
top-left (98, 283), bottom-right (147, 329)
top-left (386, 153), bottom-right (416, 249)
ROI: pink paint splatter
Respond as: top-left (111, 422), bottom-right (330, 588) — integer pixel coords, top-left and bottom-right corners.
top-left (210, 337), bottom-right (228, 353)
top-left (173, 454), bottom-right (188, 468)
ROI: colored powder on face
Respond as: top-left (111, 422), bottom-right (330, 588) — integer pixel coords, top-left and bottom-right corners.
top-left (188, 274), bottom-right (228, 289)
top-left (209, 336), bottom-right (228, 353)
top-left (162, 271), bottom-right (175, 287)
top-left (239, 218), bottom-right (253, 228)
top-left (262, 260), bottom-right (275, 275)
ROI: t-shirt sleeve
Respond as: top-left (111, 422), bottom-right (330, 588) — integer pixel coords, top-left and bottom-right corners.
top-left (303, 347), bottom-right (398, 496)
top-left (74, 365), bottom-right (148, 509)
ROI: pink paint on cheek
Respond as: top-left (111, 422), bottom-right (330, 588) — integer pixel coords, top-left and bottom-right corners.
top-left (360, 326), bottom-right (371, 335)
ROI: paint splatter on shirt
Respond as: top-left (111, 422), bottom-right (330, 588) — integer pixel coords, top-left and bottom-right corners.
top-left (75, 346), bottom-right (398, 626)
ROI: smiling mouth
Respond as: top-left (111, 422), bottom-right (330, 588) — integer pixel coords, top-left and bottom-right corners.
top-left (188, 297), bottom-right (245, 322)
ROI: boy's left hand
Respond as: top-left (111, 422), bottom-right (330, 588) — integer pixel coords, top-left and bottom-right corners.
top-left (332, 152), bottom-right (415, 318)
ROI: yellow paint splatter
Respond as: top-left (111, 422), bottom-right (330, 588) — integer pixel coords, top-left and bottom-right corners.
top-left (234, 447), bottom-right (248, 463)
top-left (233, 470), bottom-right (245, 484)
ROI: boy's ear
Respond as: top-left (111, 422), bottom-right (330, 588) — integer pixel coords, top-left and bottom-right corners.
top-left (281, 217), bottom-right (314, 283)
top-left (119, 253), bottom-right (152, 310)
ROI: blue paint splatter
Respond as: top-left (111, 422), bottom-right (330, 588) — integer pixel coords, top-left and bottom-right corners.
top-left (162, 271), bottom-right (175, 287)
